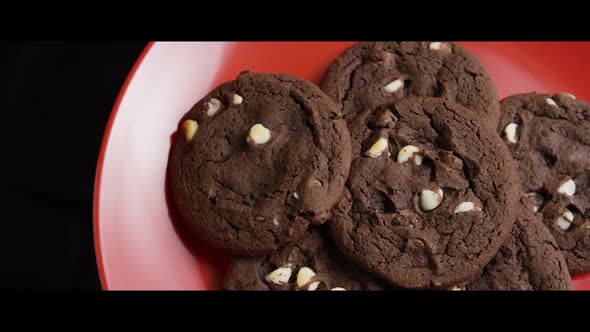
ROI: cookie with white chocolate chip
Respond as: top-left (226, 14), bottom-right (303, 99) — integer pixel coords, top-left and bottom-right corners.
top-left (320, 42), bottom-right (500, 124)
top-left (169, 71), bottom-right (352, 255)
top-left (498, 92), bottom-right (590, 275)
top-left (464, 206), bottom-right (572, 290)
top-left (328, 97), bottom-right (520, 289)
top-left (223, 227), bottom-right (387, 290)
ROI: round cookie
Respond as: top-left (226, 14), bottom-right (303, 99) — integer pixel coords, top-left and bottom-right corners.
top-left (321, 41), bottom-right (500, 124)
top-left (463, 206), bottom-right (571, 290)
top-left (169, 72), bottom-right (352, 255)
top-left (223, 227), bottom-right (387, 290)
top-left (329, 97), bottom-right (520, 289)
top-left (498, 92), bottom-right (590, 275)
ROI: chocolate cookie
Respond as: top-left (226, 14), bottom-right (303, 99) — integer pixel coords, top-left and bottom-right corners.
top-left (223, 227), bottom-right (387, 290)
top-left (463, 206), bottom-right (571, 290)
top-left (498, 92), bottom-right (590, 275)
top-left (169, 72), bottom-right (352, 255)
top-left (329, 97), bottom-right (520, 289)
top-left (321, 42), bottom-right (500, 124)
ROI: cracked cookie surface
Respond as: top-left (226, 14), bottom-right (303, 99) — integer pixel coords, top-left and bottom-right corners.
top-left (321, 42), bottom-right (500, 125)
top-left (328, 97), bottom-right (519, 288)
top-left (223, 227), bottom-right (387, 290)
top-left (498, 92), bottom-right (590, 274)
top-left (464, 206), bottom-right (571, 290)
top-left (169, 72), bottom-right (352, 255)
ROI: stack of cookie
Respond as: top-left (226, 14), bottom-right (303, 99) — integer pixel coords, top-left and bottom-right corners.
top-left (169, 42), bottom-right (588, 290)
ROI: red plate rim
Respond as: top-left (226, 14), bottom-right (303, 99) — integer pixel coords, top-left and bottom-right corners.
top-left (93, 42), bottom-right (154, 290)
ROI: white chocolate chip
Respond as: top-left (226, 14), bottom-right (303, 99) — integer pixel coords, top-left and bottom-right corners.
top-left (429, 42), bottom-right (443, 50)
top-left (181, 120), bottom-right (199, 142)
top-left (523, 192), bottom-right (544, 213)
top-left (307, 281), bottom-right (320, 291)
top-left (296, 267), bottom-right (316, 288)
top-left (558, 92), bottom-right (576, 100)
top-left (273, 217), bottom-right (279, 226)
top-left (503, 123), bottom-right (518, 144)
top-left (293, 192), bottom-right (299, 200)
top-left (546, 98), bottom-right (557, 107)
top-left (231, 93), bottom-right (243, 105)
top-left (264, 267), bottom-right (292, 285)
top-left (557, 179), bottom-right (576, 197)
top-left (205, 98), bottom-right (222, 117)
top-left (384, 79), bottom-right (404, 93)
top-left (364, 138), bottom-right (388, 158)
top-left (311, 179), bottom-right (322, 187)
top-left (429, 42), bottom-right (451, 52)
top-left (331, 287), bottom-right (346, 291)
top-left (420, 188), bottom-right (444, 211)
top-left (247, 124), bottom-right (271, 145)
top-left (414, 154), bottom-right (423, 165)
top-left (450, 286), bottom-right (465, 291)
top-left (556, 209), bottom-right (574, 231)
top-left (453, 201), bottom-right (481, 213)
top-left (397, 145), bottom-right (423, 165)
top-left (556, 217), bottom-right (573, 231)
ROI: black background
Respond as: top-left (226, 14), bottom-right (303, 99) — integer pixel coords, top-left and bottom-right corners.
top-left (0, 42), bottom-right (147, 289)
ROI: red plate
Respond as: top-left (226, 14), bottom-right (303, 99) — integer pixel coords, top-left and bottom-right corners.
top-left (94, 42), bottom-right (590, 290)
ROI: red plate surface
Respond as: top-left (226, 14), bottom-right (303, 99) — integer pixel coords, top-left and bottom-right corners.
top-left (94, 42), bottom-right (590, 290)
